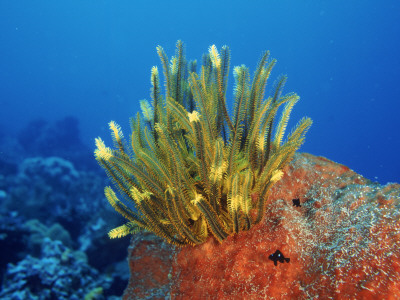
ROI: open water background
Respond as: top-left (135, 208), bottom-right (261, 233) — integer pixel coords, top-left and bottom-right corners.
top-left (0, 1), bottom-right (399, 183)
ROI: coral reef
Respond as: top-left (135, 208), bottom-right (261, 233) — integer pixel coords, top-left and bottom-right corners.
top-left (5, 156), bottom-right (107, 232)
top-left (95, 41), bottom-right (311, 246)
top-left (122, 153), bottom-right (400, 299)
top-left (0, 154), bottom-right (129, 297)
top-left (0, 237), bottom-right (111, 300)
top-left (0, 112), bottom-right (133, 297)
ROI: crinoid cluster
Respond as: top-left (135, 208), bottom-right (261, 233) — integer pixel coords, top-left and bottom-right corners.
top-left (94, 41), bottom-right (312, 246)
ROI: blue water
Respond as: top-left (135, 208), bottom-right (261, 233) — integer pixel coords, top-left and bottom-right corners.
top-left (0, 1), bottom-right (399, 183)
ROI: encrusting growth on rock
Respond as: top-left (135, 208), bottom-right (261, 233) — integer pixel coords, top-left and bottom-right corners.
top-left (122, 154), bottom-right (400, 299)
top-left (94, 41), bottom-right (312, 246)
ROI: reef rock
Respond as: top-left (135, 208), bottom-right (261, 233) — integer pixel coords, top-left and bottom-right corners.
top-left (0, 237), bottom-right (111, 300)
top-left (122, 153), bottom-right (400, 299)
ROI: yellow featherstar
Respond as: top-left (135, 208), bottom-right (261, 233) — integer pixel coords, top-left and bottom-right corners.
top-left (109, 121), bottom-right (123, 142)
top-left (209, 45), bottom-right (221, 68)
top-left (94, 138), bottom-right (112, 161)
top-left (188, 111), bottom-right (200, 123)
top-left (94, 41), bottom-right (312, 246)
top-left (271, 170), bottom-right (284, 183)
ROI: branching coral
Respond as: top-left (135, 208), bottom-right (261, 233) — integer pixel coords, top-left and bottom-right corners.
top-left (94, 41), bottom-right (312, 246)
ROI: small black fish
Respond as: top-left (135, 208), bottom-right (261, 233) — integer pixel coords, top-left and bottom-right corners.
top-left (269, 250), bottom-right (290, 266)
top-left (292, 198), bottom-right (301, 207)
